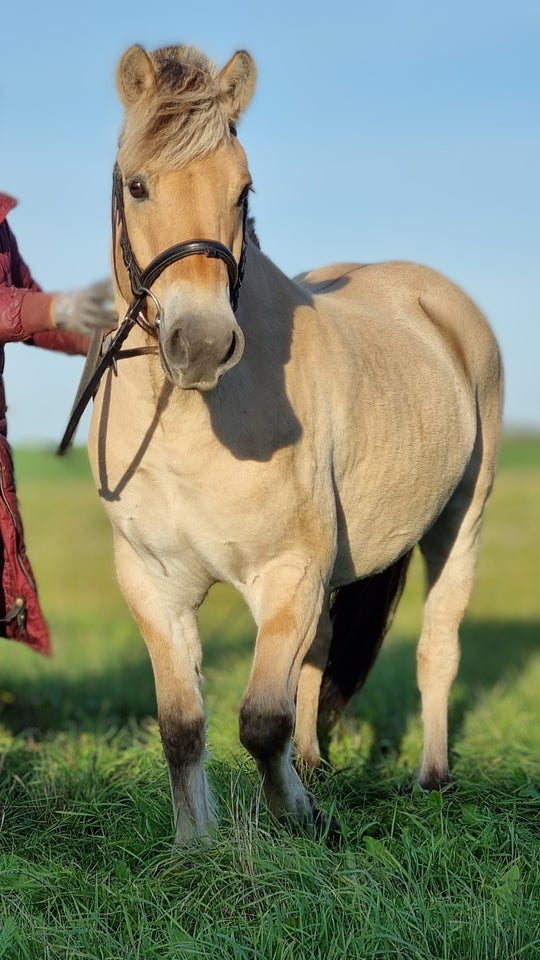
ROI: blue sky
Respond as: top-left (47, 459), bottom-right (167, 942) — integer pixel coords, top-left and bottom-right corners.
top-left (3, 0), bottom-right (539, 443)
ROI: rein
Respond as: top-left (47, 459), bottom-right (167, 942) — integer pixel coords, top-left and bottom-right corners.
top-left (57, 157), bottom-right (248, 455)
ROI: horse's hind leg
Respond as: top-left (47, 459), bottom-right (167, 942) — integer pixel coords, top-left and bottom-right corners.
top-left (113, 535), bottom-right (215, 843)
top-left (293, 599), bottom-right (332, 770)
top-left (417, 427), bottom-right (498, 789)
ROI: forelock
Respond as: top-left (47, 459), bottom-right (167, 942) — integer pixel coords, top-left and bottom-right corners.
top-left (118, 45), bottom-right (233, 169)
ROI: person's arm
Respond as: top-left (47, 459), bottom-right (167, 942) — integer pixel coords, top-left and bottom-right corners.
top-left (0, 220), bottom-right (115, 355)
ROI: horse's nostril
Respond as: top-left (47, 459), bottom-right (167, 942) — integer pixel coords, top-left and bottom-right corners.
top-left (170, 329), bottom-right (189, 368)
top-left (221, 331), bottom-right (237, 366)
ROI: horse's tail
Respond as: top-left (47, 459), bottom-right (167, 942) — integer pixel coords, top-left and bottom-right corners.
top-left (317, 550), bottom-right (413, 748)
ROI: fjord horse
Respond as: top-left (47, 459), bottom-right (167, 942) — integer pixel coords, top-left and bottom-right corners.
top-left (88, 43), bottom-right (503, 842)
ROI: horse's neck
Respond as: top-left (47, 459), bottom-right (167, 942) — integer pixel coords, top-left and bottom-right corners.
top-left (242, 238), bottom-right (306, 323)
top-left (115, 238), bottom-right (304, 428)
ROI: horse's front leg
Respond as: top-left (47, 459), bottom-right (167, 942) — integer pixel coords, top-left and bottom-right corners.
top-left (113, 534), bottom-right (215, 844)
top-left (240, 557), bottom-right (329, 826)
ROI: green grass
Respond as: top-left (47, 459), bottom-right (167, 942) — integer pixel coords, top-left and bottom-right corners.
top-left (0, 435), bottom-right (539, 959)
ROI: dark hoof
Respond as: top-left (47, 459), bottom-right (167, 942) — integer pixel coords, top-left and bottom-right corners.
top-left (312, 803), bottom-right (343, 848)
top-left (306, 792), bottom-right (342, 846)
top-left (275, 794), bottom-right (343, 847)
top-left (418, 771), bottom-right (453, 792)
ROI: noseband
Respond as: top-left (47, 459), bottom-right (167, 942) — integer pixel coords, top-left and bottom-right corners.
top-left (57, 153), bottom-right (248, 455)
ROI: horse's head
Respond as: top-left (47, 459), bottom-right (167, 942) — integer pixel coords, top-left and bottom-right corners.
top-left (114, 44), bottom-right (257, 391)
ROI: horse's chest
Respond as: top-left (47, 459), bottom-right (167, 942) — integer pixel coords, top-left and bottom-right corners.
top-left (109, 451), bottom-right (296, 586)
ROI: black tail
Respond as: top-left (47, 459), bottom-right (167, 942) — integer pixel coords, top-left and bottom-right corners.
top-left (317, 550), bottom-right (413, 748)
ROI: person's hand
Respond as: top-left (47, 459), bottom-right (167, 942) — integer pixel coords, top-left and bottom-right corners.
top-left (51, 279), bottom-right (118, 335)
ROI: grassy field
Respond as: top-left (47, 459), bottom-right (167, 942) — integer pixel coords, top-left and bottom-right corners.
top-left (0, 435), bottom-right (539, 959)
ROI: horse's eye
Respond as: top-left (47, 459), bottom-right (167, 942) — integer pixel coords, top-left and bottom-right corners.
top-left (237, 183), bottom-right (252, 208)
top-left (128, 179), bottom-right (148, 200)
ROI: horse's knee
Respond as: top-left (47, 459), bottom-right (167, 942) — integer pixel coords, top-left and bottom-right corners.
top-left (239, 697), bottom-right (294, 761)
top-left (159, 712), bottom-right (206, 771)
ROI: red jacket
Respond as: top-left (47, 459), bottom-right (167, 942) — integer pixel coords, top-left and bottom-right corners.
top-left (0, 193), bottom-right (88, 654)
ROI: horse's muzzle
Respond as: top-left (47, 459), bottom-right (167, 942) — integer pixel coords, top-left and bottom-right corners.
top-left (158, 306), bottom-right (245, 391)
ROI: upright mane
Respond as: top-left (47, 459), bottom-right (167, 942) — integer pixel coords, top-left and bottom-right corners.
top-left (117, 45), bottom-right (236, 169)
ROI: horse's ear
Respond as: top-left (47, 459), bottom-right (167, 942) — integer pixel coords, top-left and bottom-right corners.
top-left (116, 45), bottom-right (156, 105)
top-left (218, 51), bottom-right (256, 124)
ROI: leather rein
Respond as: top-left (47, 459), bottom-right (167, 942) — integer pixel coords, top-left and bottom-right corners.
top-left (57, 156), bottom-right (248, 455)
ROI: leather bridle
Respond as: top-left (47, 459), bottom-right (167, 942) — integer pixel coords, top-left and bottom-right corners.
top-left (57, 152), bottom-right (248, 454)
top-left (111, 162), bottom-right (247, 323)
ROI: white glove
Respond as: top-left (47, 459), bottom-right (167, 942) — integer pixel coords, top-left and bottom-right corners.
top-left (51, 279), bottom-right (117, 335)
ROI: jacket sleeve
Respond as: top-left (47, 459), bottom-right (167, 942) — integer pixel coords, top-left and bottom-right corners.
top-left (26, 328), bottom-right (89, 356)
top-left (0, 220), bottom-right (87, 355)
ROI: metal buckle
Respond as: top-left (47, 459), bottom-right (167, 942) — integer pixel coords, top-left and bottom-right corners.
top-left (135, 287), bottom-right (163, 334)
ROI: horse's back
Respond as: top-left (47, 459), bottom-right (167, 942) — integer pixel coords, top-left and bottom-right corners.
top-left (296, 258), bottom-right (502, 412)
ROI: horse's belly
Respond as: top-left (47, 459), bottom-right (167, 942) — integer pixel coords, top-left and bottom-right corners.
top-left (333, 486), bottom-right (444, 582)
top-left (328, 370), bottom-right (477, 582)
top-left (332, 423), bottom-right (474, 582)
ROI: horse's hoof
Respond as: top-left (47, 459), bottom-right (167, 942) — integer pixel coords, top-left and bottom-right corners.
top-left (418, 770), bottom-right (453, 792)
top-left (274, 794), bottom-right (342, 846)
top-left (306, 793), bottom-right (342, 846)
top-left (312, 803), bottom-right (343, 847)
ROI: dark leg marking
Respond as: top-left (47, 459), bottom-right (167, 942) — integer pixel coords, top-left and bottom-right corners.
top-left (239, 701), bottom-right (294, 761)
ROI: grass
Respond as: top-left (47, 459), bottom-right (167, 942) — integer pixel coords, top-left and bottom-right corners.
top-left (0, 435), bottom-right (539, 959)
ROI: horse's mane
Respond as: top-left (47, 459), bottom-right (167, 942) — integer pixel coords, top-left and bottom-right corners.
top-left (118, 45), bottom-right (235, 168)
top-left (247, 215), bottom-right (260, 249)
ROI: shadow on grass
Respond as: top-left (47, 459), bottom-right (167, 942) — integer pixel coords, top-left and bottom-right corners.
top-left (0, 652), bottom-right (156, 737)
top-left (0, 595), bottom-right (255, 739)
top-left (0, 615), bottom-right (537, 768)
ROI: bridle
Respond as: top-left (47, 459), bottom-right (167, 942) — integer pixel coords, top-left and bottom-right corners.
top-left (57, 147), bottom-right (248, 455)
top-left (111, 161), bottom-right (248, 324)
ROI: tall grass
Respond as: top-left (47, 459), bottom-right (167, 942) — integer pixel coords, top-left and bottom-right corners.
top-left (0, 436), bottom-right (538, 959)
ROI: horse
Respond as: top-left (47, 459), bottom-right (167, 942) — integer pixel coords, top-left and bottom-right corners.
top-left (88, 42), bottom-right (503, 844)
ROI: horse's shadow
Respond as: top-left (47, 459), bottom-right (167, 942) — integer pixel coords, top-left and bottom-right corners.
top-left (1, 607), bottom-right (537, 778)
